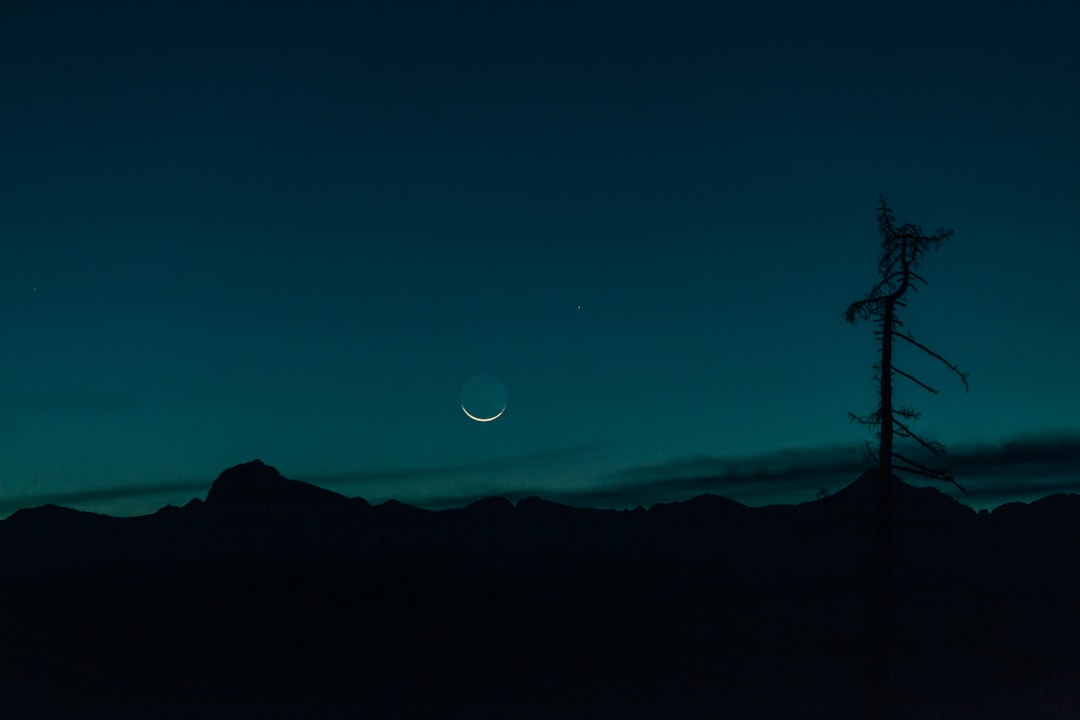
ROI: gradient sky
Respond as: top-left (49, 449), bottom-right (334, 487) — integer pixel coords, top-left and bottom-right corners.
top-left (2, 0), bottom-right (1079, 517)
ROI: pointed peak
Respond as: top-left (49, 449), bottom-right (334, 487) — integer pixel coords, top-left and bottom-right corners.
top-left (153, 503), bottom-right (182, 517)
top-left (826, 467), bottom-right (973, 516)
top-left (826, 467), bottom-right (893, 501)
top-left (649, 493), bottom-right (747, 514)
top-left (221, 458), bottom-right (278, 477)
top-left (204, 460), bottom-right (347, 512)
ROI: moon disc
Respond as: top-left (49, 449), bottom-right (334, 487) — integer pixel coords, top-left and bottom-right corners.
top-left (460, 374), bottom-right (507, 422)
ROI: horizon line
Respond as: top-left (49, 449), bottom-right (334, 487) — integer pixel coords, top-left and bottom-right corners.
top-left (3, 429), bottom-right (1080, 518)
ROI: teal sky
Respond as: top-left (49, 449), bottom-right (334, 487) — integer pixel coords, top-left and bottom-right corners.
top-left (2, 0), bottom-right (1079, 516)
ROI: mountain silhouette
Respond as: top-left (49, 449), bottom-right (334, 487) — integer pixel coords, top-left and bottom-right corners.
top-left (203, 458), bottom-right (352, 512)
top-left (0, 460), bottom-right (1077, 719)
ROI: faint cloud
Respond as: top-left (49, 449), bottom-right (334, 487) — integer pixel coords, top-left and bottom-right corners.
top-left (592, 430), bottom-right (1080, 509)
top-left (404, 445), bottom-right (871, 510)
top-left (589, 444), bottom-right (870, 507)
top-left (4, 433), bottom-right (1079, 518)
top-left (0, 480), bottom-right (209, 517)
top-left (946, 432), bottom-right (1080, 477)
top-left (614, 445), bottom-right (868, 488)
top-left (297, 442), bottom-right (612, 491)
top-left (0, 444), bottom-right (611, 517)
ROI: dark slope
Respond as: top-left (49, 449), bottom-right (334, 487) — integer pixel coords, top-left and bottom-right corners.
top-left (203, 458), bottom-right (353, 512)
top-left (1, 461), bottom-right (1078, 719)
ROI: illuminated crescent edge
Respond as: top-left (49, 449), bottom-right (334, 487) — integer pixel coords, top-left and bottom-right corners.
top-left (461, 404), bottom-right (506, 422)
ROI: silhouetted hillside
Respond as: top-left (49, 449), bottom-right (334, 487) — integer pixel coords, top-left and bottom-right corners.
top-left (1, 460), bottom-right (1077, 719)
top-left (203, 458), bottom-right (354, 513)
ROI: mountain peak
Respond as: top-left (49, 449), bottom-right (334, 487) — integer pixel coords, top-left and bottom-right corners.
top-left (5, 503), bottom-right (104, 526)
top-left (204, 459), bottom-right (348, 513)
top-left (825, 466), bottom-right (974, 518)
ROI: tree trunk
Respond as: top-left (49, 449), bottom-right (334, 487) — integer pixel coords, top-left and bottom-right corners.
top-left (871, 300), bottom-right (896, 718)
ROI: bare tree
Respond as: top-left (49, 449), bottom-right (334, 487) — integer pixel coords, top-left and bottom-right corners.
top-left (846, 194), bottom-right (969, 491)
top-left (845, 195), bottom-right (969, 719)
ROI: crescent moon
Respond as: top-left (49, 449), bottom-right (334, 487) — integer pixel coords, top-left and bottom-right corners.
top-left (461, 404), bottom-right (505, 422)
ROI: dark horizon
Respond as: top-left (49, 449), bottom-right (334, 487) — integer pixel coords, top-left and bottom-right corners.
top-left (4, 429), bottom-right (1079, 519)
top-left (3, 454), bottom-right (1078, 718)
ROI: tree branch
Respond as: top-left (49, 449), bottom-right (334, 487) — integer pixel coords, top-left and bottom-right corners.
top-left (893, 452), bottom-right (969, 494)
top-left (892, 365), bottom-right (939, 394)
top-left (892, 418), bottom-right (945, 455)
top-left (895, 331), bottom-right (970, 392)
top-left (849, 411), bottom-right (881, 426)
top-left (894, 406), bottom-right (920, 421)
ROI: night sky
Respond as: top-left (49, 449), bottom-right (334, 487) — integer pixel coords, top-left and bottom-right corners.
top-left (2, 0), bottom-right (1078, 517)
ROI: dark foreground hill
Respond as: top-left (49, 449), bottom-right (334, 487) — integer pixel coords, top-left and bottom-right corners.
top-left (1, 460), bottom-right (1078, 719)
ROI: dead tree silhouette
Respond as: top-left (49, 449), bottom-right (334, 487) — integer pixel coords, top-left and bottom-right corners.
top-left (846, 195), bottom-right (969, 487)
top-left (844, 194), bottom-right (969, 719)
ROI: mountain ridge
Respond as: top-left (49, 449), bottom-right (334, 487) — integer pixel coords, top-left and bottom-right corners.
top-left (1, 459), bottom-right (1078, 719)
top-left (1, 459), bottom-right (1076, 578)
